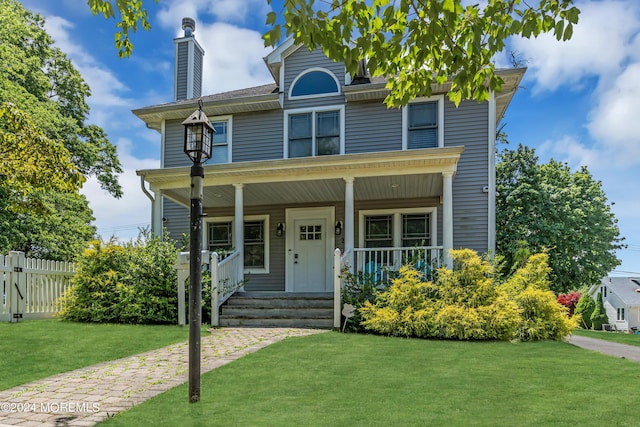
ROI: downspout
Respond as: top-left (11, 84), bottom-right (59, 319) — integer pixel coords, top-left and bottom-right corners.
top-left (140, 175), bottom-right (161, 237)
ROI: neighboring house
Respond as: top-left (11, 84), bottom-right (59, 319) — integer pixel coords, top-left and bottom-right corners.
top-left (132, 19), bottom-right (524, 296)
top-left (589, 277), bottom-right (640, 332)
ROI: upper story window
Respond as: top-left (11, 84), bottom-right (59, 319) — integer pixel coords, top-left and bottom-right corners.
top-left (285, 106), bottom-right (345, 158)
top-left (289, 68), bottom-right (340, 100)
top-left (402, 96), bottom-right (444, 150)
top-left (209, 116), bottom-right (232, 164)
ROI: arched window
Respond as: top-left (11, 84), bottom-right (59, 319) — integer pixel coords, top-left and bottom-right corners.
top-left (290, 69), bottom-right (340, 98)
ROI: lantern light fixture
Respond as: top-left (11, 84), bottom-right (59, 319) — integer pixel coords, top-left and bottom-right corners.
top-left (182, 99), bottom-right (215, 164)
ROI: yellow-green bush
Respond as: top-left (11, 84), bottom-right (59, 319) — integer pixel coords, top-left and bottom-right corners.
top-left (359, 249), bottom-right (575, 341)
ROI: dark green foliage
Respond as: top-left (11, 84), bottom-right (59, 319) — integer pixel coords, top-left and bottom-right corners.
top-left (590, 292), bottom-right (609, 331)
top-left (497, 145), bottom-right (624, 294)
top-left (0, 188), bottom-right (95, 261)
top-left (59, 231), bottom-right (179, 324)
top-left (574, 292), bottom-right (596, 329)
top-left (0, 0), bottom-right (123, 261)
top-left (340, 269), bottom-right (389, 332)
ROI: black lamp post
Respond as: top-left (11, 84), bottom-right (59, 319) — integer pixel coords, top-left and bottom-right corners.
top-left (182, 99), bottom-right (214, 403)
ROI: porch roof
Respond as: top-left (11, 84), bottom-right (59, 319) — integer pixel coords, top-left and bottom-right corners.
top-left (138, 147), bottom-right (463, 208)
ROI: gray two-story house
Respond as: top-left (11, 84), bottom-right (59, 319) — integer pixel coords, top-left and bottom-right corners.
top-left (133, 20), bottom-right (524, 326)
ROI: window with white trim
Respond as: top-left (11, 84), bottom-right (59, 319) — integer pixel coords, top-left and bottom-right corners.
top-left (617, 308), bottom-right (625, 321)
top-left (285, 106), bottom-right (344, 158)
top-left (205, 215), bottom-right (269, 273)
top-left (209, 116), bottom-right (232, 164)
top-left (360, 208), bottom-right (437, 249)
top-left (402, 96), bottom-right (444, 150)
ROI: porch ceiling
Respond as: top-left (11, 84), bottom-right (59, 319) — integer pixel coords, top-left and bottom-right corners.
top-left (139, 147), bottom-right (462, 208)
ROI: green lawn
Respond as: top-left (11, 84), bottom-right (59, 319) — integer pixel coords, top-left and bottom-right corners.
top-left (572, 328), bottom-right (640, 346)
top-left (0, 319), bottom-right (190, 390)
top-left (101, 332), bottom-right (640, 426)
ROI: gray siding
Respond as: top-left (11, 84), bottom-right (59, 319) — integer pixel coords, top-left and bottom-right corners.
top-left (233, 110), bottom-right (284, 162)
top-left (283, 47), bottom-right (346, 110)
top-left (164, 120), bottom-right (191, 167)
top-left (444, 100), bottom-right (489, 253)
top-left (193, 46), bottom-right (202, 99)
top-left (346, 101), bottom-right (402, 153)
top-left (163, 198), bottom-right (189, 242)
top-left (175, 42), bottom-right (188, 101)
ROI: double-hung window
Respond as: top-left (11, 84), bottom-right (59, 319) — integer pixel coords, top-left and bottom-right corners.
top-left (617, 308), bottom-right (625, 321)
top-left (363, 211), bottom-right (433, 249)
top-left (360, 208), bottom-right (437, 271)
top-left (288, 109), bottom-right (342, 157)
top-left (402, 96), bottom-right (444, 150)
top-left (206, 215), bottom-right (269, 273)
top-left (210, 116), bottom-right (232, 164)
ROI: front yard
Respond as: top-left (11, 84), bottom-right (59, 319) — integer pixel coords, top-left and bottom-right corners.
top-left (0, 320), bottom-right (190, 390)
top-left (102, 332), bottom-right (640, 426)
top-left (4, 322), bottom-right (640, 425)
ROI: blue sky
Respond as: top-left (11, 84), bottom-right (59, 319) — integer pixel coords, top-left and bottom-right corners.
top-left (21, 0), bottom-right (640, 276)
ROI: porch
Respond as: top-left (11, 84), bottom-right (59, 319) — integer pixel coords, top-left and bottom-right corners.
top-left (191, 245), bottom-right (441, 329)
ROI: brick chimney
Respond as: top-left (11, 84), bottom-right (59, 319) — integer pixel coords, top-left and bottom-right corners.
top-left (174, 17), bottom-right (204, 101)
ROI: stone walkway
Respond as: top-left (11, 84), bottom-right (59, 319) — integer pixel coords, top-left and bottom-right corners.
top-left (0, 327), bottom-right (326, 427)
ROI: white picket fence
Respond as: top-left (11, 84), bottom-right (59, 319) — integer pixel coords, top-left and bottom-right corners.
top-left (0, 252), bottom-right (75, 322)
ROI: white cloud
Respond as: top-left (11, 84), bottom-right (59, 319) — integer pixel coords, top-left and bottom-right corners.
top-left (511, 0), bottom-right (640, 93)
top-left (156, 0), bottom-right (271, 30)
top-left (81, 138), bottom-right (159, 241)
top-left (538, 135), bottom-right (600, 169)
top-left (587, 62), bottom-right (640, 164)
top-left (198, 23), bottom-right (273, 94)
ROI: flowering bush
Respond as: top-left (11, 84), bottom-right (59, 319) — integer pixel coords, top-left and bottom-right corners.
top-left (557, 291), bottom-right (581, 316)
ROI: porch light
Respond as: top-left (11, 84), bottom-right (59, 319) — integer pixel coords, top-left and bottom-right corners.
top-left (335, 221), bottom-right (343, 236)
top-left (182, 98), bottom-right (215, 404)
top-left (276, 223), bottom-right (285, 237)
top-left (182, 99), bottom-right (214, 164)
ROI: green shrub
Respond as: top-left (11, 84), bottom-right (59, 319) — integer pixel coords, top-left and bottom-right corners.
top-left (340, 267), bottom-right (391, 332)
top-left (59, 231), bottom-right (180, 324)
top-left (501, 253), bottom-right (578, 341)
top-left (574, 292), bottom-right (595, 329)
top-left (590, 292), bottom-right (609, 331)
top-left (359, 249), bottom-right (575, 341)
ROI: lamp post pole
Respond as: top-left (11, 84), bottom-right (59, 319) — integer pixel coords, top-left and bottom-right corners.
top-left (188, 161), bottom-right (204, 403)
top-left (182, 99), bottom-right (214, 404)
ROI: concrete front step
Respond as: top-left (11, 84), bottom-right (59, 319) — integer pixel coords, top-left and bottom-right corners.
top-left (219, 291), bottom-right (335, 329)
top-left (219, 317), bottom-right (334, 328)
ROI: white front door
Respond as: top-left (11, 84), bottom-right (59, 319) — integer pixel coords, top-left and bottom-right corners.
top-left (286, 207), bottom-right (334, 293)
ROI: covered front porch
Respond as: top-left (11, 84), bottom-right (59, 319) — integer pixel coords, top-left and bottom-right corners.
top-left (141, 147), bottom-right (462, 325)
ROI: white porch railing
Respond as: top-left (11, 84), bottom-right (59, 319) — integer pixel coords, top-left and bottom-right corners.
top-left (211, 250), bottom-right (243, 326)
top-left (333, 246), bottom-right (442, 329)
top-left (1, 251), bottom-right (75, 322)
top-left (175, 250), bottom-right (244, 326)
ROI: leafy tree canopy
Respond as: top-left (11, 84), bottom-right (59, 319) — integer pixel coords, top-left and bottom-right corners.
top-left (0, 186), bottom-right (96, 261)
top-left (496, 144), bottom-right (624, 294)
top-left (0, 0), bottom-right (123, 197)
top-left (87, 0), bottom-right (579, 107)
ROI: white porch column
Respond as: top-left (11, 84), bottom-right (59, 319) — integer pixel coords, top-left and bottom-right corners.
top-left (233, 184), bottom-right (245, 288)
top-left (344, 177), bottom-right (355, 272)
top-left (442, 171), bottom-right (454, 269)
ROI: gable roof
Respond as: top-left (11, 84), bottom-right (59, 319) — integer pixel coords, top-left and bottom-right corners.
top-left (592, 277), bottom-right (640, 306)
top-left (132, 36), bottom-right (525, 132)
